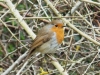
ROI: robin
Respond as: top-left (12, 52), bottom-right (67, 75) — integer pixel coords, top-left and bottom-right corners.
top-left (25, 19), bottom-right (65, 61)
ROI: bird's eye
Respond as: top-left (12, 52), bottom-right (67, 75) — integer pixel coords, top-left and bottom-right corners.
top-left (55, 25), bottom-right (58, 27)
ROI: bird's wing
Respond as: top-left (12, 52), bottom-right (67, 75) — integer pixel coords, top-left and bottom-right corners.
top-left (30, 33), bottom-right (53, 51)
top-left (27, 31), bottom-right (53, 57)
top-left (30, 25), bottom-right (53, 52)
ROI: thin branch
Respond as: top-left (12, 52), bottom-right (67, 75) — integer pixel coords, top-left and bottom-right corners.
top-left (48, 55), bottom-right (69, 75)
top-left (82, 52), bottom-right (99, 75)
top-left (4, 0), bottom-right (36, 40)
top-left (1, 52), bottom-right (27, 75)
top-left (81, 0), bottom-right (100, 6)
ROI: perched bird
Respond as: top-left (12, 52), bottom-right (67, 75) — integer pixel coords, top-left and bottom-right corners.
top-left (25, 19), bottom-right (65, 61)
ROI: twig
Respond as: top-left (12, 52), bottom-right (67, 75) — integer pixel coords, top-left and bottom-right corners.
top-left (81, 0), bottom-right (100, 6)
top-left (82, 52), bottom-right (99, 75)
top-left (16, 53), bottom-right (41, 75)
top-left (47, 55), bottom-right (69, 75)
top-left (4, 0), bottom-right (36, 40)
top-left (16, 61), bottom-right (28, 75)
top-left (66, 1), bottom-right (82, 16)
top-left (0, 19), bottom-right (28, 50)
top-left (1, 52), bottom-right (27, 75)
top-left (68, 53), bottom-right (95, 71)
top-left (76, 11), bottom-right (100, 34)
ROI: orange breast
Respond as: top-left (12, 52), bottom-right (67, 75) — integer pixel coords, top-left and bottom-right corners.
top-left (51, 25), bottom-right (64, 44)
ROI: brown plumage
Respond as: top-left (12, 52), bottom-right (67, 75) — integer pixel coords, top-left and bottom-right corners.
top-left (25, 19), bottom-right (64, 61)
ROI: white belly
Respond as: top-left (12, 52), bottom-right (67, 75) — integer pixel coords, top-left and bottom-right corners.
top-left (36, 33), bottom-right (60, 53)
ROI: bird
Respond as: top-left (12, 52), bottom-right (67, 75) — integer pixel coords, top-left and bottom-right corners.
top-left (25, 19), bottom-right (65, 61)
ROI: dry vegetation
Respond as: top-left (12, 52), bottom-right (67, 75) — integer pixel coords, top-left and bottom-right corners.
top-left (0, 0), bottom-right (100, 75)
